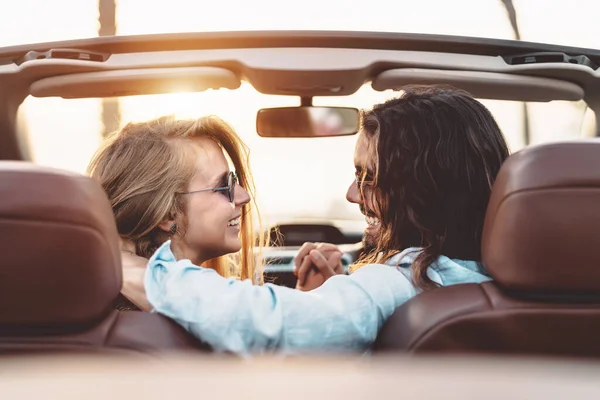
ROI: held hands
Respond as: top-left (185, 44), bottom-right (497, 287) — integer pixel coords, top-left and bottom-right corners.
top-left (293, 242), bottom-right (345, 291)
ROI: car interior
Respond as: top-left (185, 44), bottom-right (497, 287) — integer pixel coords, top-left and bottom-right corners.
top-left (0, 30), bottom-right (600, 361)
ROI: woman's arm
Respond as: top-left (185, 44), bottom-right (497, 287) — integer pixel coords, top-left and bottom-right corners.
top-left (145, 242), bottom-right (415, 355)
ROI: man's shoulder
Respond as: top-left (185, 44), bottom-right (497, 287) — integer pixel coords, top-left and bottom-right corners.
top-left (342, 263), bottom-right (418, 306)
top-left (349, 263), bottom-right (416, 290)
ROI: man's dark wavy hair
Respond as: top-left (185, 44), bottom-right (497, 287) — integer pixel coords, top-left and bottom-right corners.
top-left (357, 85), bottom-right (510, 290)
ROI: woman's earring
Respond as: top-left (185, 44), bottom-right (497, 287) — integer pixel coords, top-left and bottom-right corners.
top-left (169, 223), bottom-right (177, 235)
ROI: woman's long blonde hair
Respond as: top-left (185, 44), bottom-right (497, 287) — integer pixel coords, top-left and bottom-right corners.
top-left (88, 115), bottom-right (265, 283)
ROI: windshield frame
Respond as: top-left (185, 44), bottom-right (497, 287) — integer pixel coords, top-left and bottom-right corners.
top-left (2, 30), bottom-right (600, 63)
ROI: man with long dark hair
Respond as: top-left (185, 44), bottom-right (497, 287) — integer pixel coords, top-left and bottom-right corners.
top-left (295, 85), bottom-right (510, 291)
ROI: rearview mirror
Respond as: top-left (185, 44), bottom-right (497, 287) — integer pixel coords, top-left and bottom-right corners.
top-left (256, 107), bottom-right (359, 138)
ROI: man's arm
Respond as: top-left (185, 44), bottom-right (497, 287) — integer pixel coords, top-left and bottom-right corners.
top-left (121, 252), bottom-right (153, 311)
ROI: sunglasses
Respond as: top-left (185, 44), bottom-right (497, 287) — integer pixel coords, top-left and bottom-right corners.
top-left (177, 171), bottom-right (238, 203)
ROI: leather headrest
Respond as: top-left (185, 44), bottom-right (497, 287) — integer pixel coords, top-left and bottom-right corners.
top-left (482, 140), bottom-right (600, 294)
top-left (0, 162), bottom-right (122, 329)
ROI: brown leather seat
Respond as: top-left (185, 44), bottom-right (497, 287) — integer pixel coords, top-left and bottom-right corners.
top-left (373, 140), bottom-right (600, 357)
top-left (0, 162), bottom-right (210, 354)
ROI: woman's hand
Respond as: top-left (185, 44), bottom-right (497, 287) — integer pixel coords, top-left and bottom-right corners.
top-left (293, 242), bottom-right (345, 291)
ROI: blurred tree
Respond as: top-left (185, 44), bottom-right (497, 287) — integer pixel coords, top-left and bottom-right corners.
top-left (98, 0), bottom-right (121, 137)
top-left (500, 0), bottom-right (531, 146)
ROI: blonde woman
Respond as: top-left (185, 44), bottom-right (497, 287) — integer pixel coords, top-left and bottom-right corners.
top-left (88, 115), bottom-right (265, 311)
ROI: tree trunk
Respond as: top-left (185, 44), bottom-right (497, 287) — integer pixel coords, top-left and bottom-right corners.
top-left (500, 0), bottom-right (531, 147)
top-left (98, 0), bottom-right (121, 137)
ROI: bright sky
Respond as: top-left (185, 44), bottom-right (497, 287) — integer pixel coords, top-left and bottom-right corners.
top-left (1, 0), bottom-right (599, 223)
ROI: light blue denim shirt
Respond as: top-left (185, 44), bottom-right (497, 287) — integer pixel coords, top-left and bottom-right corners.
top-left (145, 241), bottom-right (491, 355)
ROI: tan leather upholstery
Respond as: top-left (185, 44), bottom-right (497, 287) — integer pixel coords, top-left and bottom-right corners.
top-left (374, 140), bottom-right (600, 357)
top-left (0, 161), bottom-right (121, 326)
top-left (0, 311), bottom-right (209, 354)
top-left (483, 140), bottom-right (600, 293)
top-left (373, 282), bottom-right (600, 357)
top-left (0, 162), bottom-right (209, 352)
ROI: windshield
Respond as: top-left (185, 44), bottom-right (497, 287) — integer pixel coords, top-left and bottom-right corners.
top-left (18, 85), bottom-right (590, 225)
top-left (6, 0), bottom-right (599, 226)
top-left (1, 0), bottom-right (600, 49)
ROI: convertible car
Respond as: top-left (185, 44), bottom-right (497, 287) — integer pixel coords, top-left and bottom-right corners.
top-left (0, 29), bottom-right (600, 395)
